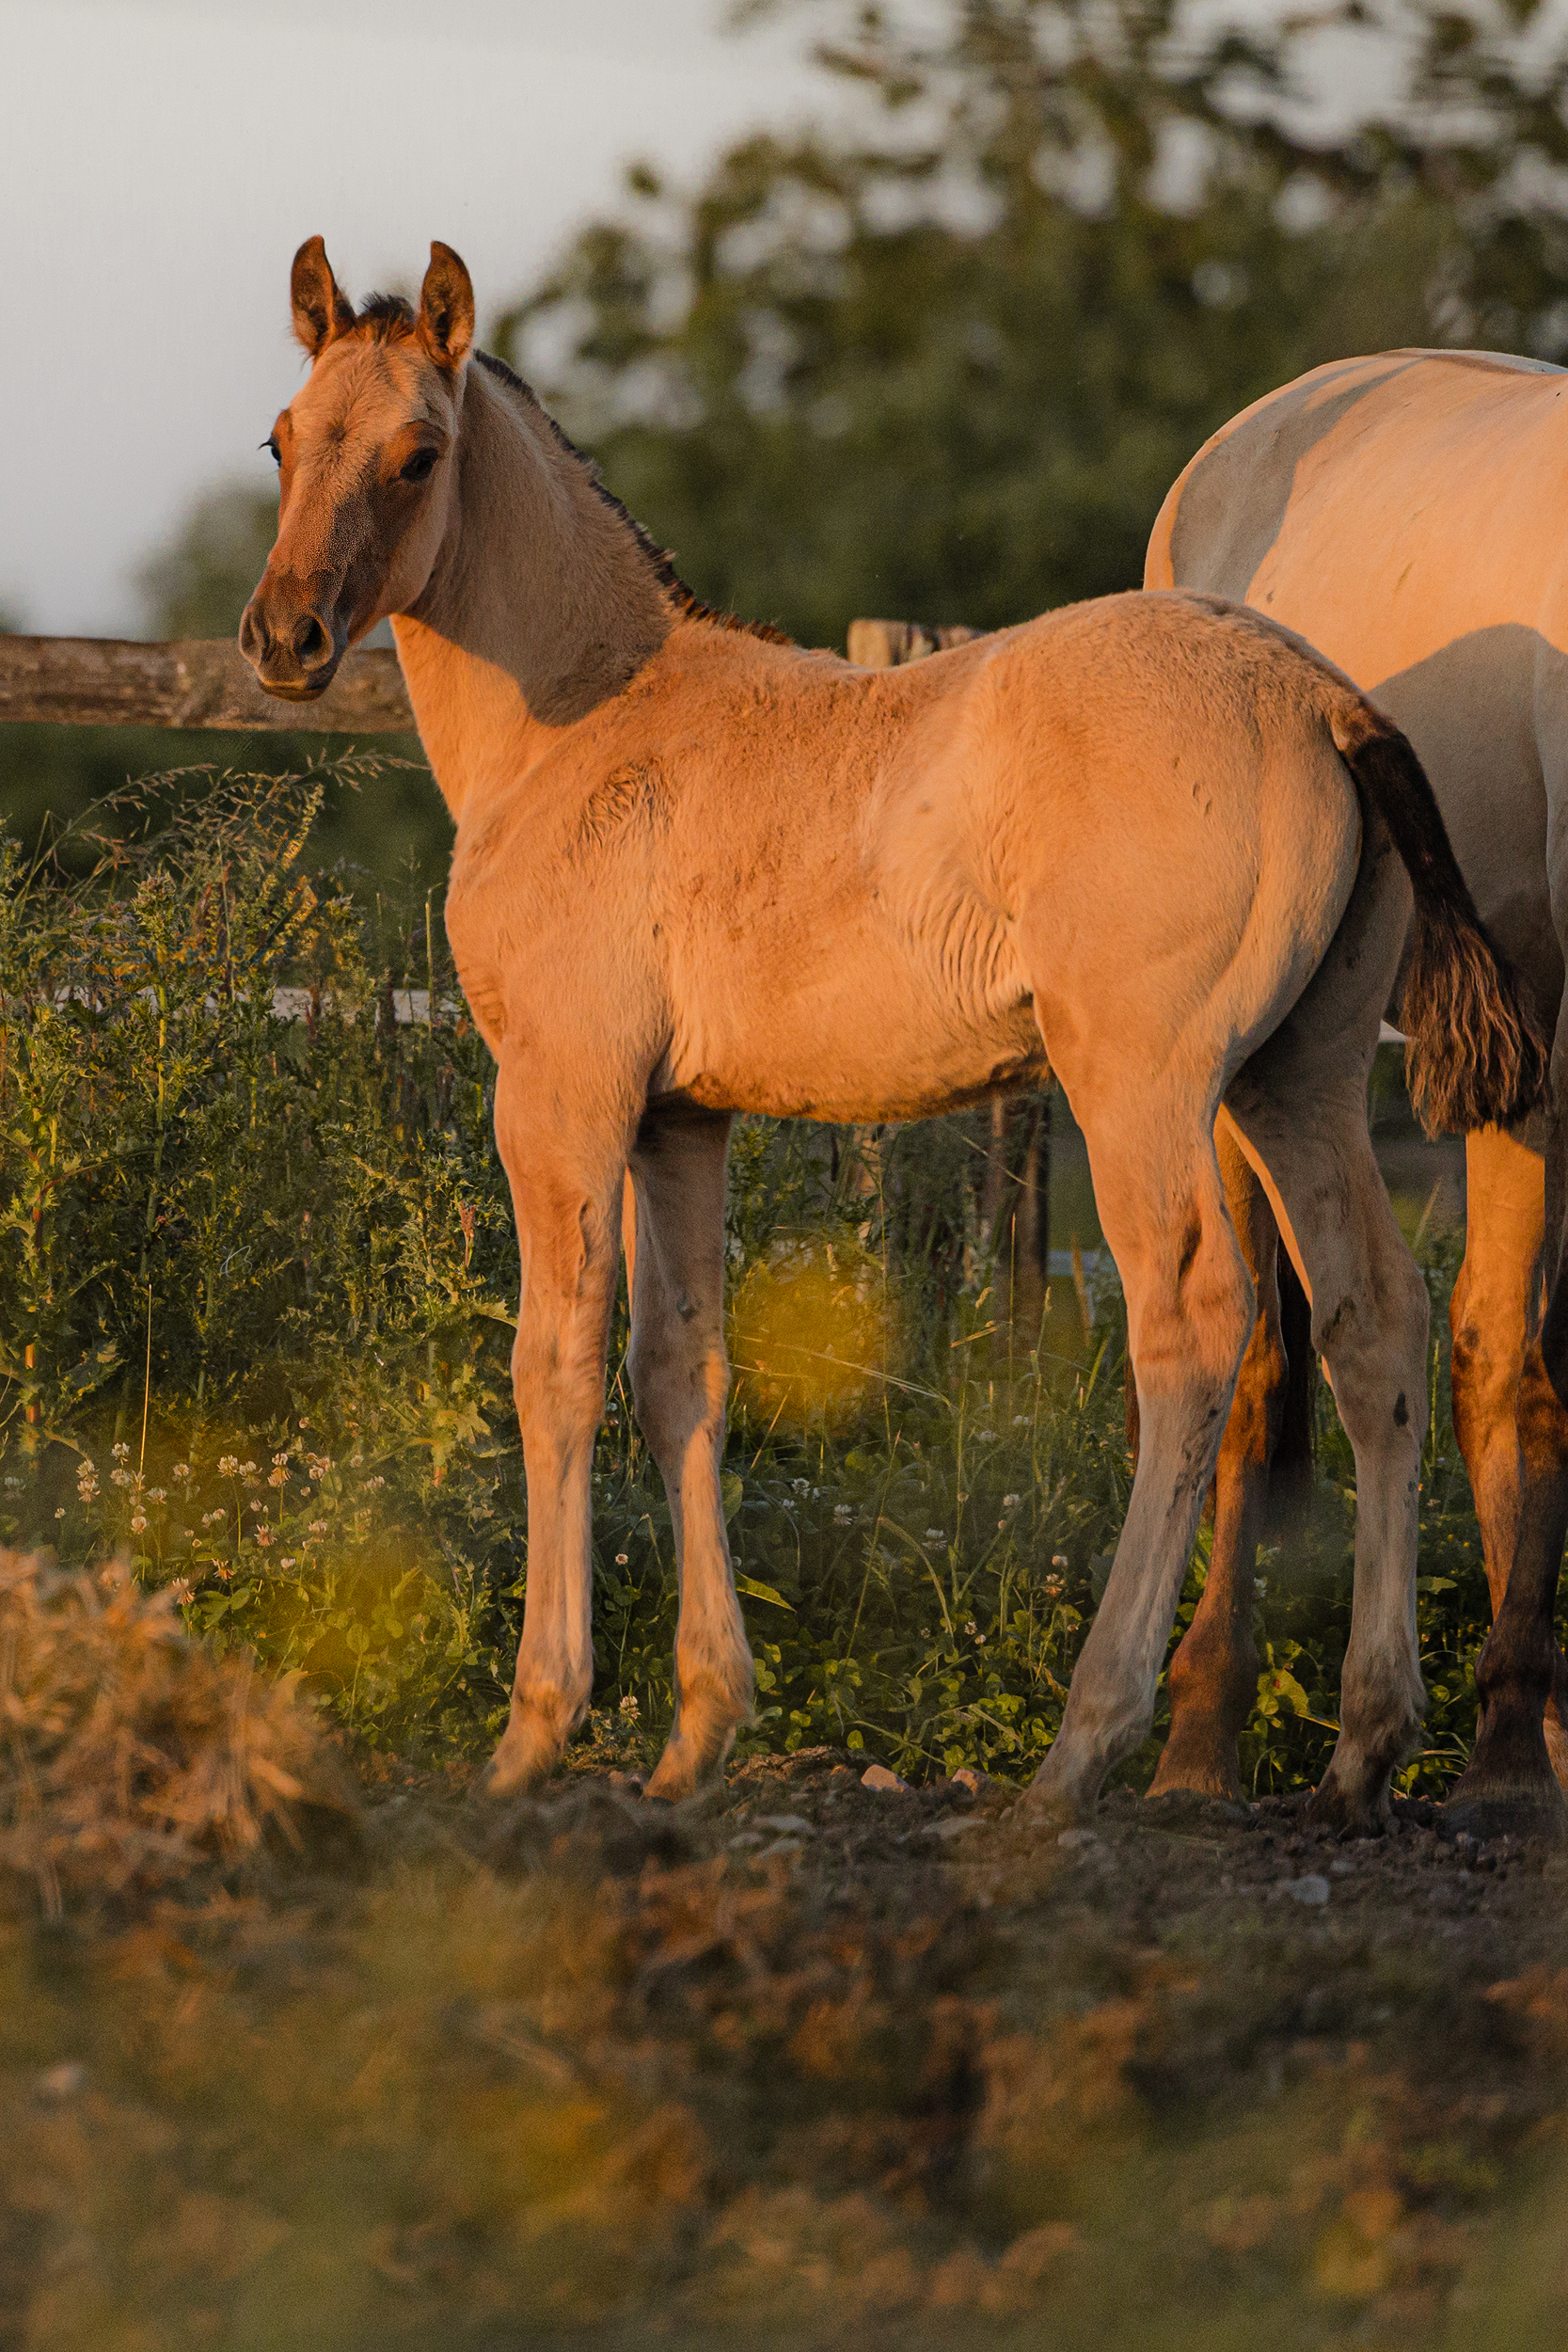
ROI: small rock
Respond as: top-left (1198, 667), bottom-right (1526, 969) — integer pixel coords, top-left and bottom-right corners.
top-left (952, 1767), bottom-right (989, 1795)
top-left (922, 1815), bottom-right (990, 1839)
top-left (1284, 1873), bottom-right (1331, 1906)
top-left (861, 1764), bottom-right (910, 1793)
top-left (755, 1813), bottom-right (815, 1836)
top-left (756, 1837), bottom-right (803, 1861)
top-left (36, 2063), bottom-right (85, 2104)
top-left (1057, 1827), bottom-right (1099, 1851)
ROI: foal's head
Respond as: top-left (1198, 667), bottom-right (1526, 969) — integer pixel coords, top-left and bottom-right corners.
top-left (240, 237), bottom-right (473, 700)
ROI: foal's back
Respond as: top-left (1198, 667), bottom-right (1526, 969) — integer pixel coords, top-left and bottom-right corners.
top-left (445, 587), bottom-right (1365, 1124)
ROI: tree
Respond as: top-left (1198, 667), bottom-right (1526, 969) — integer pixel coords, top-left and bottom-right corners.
top-left (137, 484), bottom-right (280, 642)
top-left (492, 0), bottom-right (1568, 644)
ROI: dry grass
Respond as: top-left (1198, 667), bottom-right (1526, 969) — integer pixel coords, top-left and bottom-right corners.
top-left (0, 1547), bottom-right (353, 1915)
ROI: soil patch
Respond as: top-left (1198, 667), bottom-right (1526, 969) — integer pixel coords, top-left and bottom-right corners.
top-left (4, 1748), bottom-right (1566, 2347)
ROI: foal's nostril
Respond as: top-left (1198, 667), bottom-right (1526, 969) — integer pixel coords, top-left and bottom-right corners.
top-left (238, 603), bottom-right (268, 663)
top-left (293, 612), bottom-right (332, 668)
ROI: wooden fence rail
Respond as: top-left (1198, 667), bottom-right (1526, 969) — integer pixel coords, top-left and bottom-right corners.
top-left (0, 635), bottom-right (414, 733)
top-left (0, 619), bottom-right (979, 736)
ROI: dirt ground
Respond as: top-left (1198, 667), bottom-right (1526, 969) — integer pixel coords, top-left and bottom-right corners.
top-left (7, 1746), bottom-right (1568, 2351)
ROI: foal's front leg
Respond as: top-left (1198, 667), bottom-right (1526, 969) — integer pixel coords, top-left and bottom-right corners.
top-left (626, 1104), bottom-right (753, 1801)
top-left (486, 1062), bottom-right (628, 1797)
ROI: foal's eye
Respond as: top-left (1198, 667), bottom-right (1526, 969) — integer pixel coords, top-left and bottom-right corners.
top-left (263, 436), bottom-right (281, 467)
top-left (400, 447), bottom-right (439, 485)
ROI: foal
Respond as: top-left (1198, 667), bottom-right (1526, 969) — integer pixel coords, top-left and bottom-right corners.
top-left (241, 239), bottom-right (1544, 1826)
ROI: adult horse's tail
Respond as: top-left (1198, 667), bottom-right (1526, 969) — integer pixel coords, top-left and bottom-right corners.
top-left (1330, 704), bottom-right (1551, 1136)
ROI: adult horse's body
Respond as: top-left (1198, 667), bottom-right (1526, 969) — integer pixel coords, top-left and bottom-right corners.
top-left (1148, 348), bottom-right (1568, 1835)
top-left (241, 243), bottom-right (1543, 1825)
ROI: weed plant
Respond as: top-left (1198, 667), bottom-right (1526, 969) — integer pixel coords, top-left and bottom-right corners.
top-left (0, 773), bottom-right (1509, 1795)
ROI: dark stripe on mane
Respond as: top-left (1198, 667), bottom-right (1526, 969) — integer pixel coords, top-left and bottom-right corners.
top-left (356, 291), bottom-right (417, 342)
top-left (472, 349), bottom-right (791, 645)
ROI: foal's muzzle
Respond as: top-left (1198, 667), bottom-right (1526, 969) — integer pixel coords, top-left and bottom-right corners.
top-left (239, 591), bottom-right (345, 701)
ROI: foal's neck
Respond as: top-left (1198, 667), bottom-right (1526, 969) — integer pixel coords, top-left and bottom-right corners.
top-left (392, 358), bottom-right (671, 820)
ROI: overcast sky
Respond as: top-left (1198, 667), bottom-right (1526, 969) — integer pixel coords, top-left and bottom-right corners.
top-left (1, 0), bottom-right (844, 635)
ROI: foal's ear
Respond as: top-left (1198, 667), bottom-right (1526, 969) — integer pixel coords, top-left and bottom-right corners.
top-left (291, 235), bottom-right (355, 358)
top-left (418, 242), bottom-right (475, 371)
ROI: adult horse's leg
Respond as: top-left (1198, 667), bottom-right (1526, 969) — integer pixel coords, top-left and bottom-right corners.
top-left (486, 1063), bottom-right (628, 1796)
top-left (1148, 1125), bottom-right (1283, 1801)
top-left (1224, 1059), bottom-right (1431, 1829)
top-left (1445, 1120), bottom-right (1568, 1836)
top-left (625, 1104), bottom-right (754, 1802)
top-left (1029, 1090), bottom-right (1255, 1818)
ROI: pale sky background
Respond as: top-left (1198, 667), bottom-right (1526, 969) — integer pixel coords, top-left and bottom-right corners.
top-left (1, 0), bottom-right (847, 635)
top-left (3, 0), bottom-right (1418, 639)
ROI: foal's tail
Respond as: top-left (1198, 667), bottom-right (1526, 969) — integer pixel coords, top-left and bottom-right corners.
top-left (1330, 703), bottom-right (1551, 1136)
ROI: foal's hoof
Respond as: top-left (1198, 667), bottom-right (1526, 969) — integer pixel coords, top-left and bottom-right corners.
top-left (1441, 1773), bottom-right (1568, 1846)
top-left (477, 1719), bottom-right (561, 1801)
top-left (1022, 1752), bottom-right (1099, 1828)
top-left (644, 1720), bottom-right (736, 1805)
top-left (1305, 1776), bottom-right (1389, 1839)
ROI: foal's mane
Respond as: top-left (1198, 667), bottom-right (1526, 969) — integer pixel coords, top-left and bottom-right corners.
top-left (346, 294), bottom-right (788, 643)
top-left (470, 350), bottom-right (791, 646)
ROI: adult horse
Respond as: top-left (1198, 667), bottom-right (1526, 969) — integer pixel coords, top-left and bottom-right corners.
top-left (240, 241), bottom-right (1543, 1824)
top-left (1147, 348), bottom-right (1568, 1836)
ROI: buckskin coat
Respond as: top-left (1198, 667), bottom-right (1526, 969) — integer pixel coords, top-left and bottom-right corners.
top-left (240, 247), bottom-right (1544, 1827)
top-left (1148, 348), bottom-right (1568, 1835)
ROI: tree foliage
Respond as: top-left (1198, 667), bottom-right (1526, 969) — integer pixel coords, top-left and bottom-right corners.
top-left (494, 0), bottom-right (1568, 643)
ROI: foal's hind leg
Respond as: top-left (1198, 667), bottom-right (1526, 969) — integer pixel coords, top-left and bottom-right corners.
top-left (625, 1104), bottom-right (754, 1802)
top-left (1029, 1089), bottom-right (1254, 1817)
top-left (1148, 1125), bottom-right (1283, 1802)
top-left (1225, 1066), bottom-right (1430, 1830)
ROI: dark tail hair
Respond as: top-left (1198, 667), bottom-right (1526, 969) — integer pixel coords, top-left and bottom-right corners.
top-left (1331, 704), bottom-right (1551, 1136)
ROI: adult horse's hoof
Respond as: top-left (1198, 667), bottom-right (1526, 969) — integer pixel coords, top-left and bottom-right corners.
top-left (1143, 1787), bottom-right (1250, 1830)
top-left (1440, 1772), bottom-right (1568, 1845)
top-left (1146, 1740), bottom-right (1247, 1806)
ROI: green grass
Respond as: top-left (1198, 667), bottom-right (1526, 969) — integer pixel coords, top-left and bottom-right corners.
top-left (0, 771), bottom-right (1508, 1798)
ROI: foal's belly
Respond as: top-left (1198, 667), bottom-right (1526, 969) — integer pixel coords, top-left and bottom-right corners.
top-left (656, 982), bottom-right (1049, 1123)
